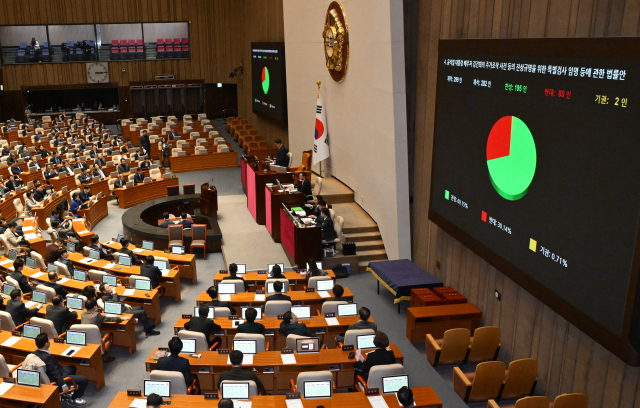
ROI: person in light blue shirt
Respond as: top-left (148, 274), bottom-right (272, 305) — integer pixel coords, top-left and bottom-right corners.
top-left (69, 193), bottom-right (82, 217)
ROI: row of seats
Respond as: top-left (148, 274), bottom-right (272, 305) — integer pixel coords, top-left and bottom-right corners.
top-left (157, 44), bottom-right (189, 59)
top-left (110, 39), bottom-right (144, 60)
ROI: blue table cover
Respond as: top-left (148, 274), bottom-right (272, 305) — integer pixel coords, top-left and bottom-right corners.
top-left (367, 259), bottom-right (443, 304)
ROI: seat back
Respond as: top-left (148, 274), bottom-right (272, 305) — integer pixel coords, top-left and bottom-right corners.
top-left (22, 354), bottom-right (50, 384)
top-left (343, 329), bottom-right (375, 347)
top-left (439, 328), bottom-right (471, 363)
top-left (5, 275), bottom-right (20, 291)
top-left (501, 358), bottom-right (538, 400)
top-left (287, 152), bottom-right (293, 167)
top-left (514, 396), bottom-right (550, 408)
top-left (70, 324), bottom-right (107, 353)
top-left (233, 333), bottom-right (267, 352)
top-left (0, 235), bottom-right (14, 255)
top-left (168, 224), bottom-right (183, 243)
top-left (265, 278), bottom-right (289, 292)
top-left (54, 261), bottom-right (71, 277)
top-left (35, 284), bottom-right (56, 303)
top-left (552, 393), bottom-right (588, 408)
top-left (128, 275), bottom-right (151, 288)
top-left (150, 168), bottom-right (162, 180)
top-left (296, 371), bottom-right (333, 393)
top-left (220, 279), bottom-right (245, 293)
top-left (333, 216), bottom-right (345, 246)
top-left (0, 311), bottom-right (16, 331)
top-left (30, 251), bottom-right (46, 270)
top-left (321, 301), bottom-right (348, 316)
top-left (367, 364), bottom-right (403, 390)
top-left (314, 177), bottom-right (323, 195)
top-left (285, 334), bottom-right (313, 350)
top-left (178, 329), bottom-right (209, 352)
top-left (13, 197), bottom-right (23, 214)
top-left (468, 326), bottom-right (501, 362)
top-left (0, 354), bottom-right (13, 378)
top-left (265, 301), bottom-right (292, 318)
top-left (192, 224), bottom-right (206, 243)
top-left (214, 307), bottom-right (231, 318)
top-left (220, 380), bottom-right (258, 397)
top-left (87, 269), bottom-right (107, 282)
top-left (468, 361), bottom-right (506, 402)
top-left (150, 370), bottom-right (188, 395)
top-left (29, 317), bottom-right (58, 338)
top-left (307, 276), bottom-right (333, 290)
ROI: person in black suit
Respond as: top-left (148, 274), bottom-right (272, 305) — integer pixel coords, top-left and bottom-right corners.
top-left (36, 145), bottom-right (50, 158)
top-left (237, 307), bottom-right (265, 334)
top-left (33, 185), bottom-right (49, 202)
top-left (78, 185), bottom-right (93, 203)
top-left (88, 236), bottom-right (113, 260)
top-left (279, 310), bottom-right (321, 344)
top-left (274, 139), bottom-right (288, 167)
top-left (140, 255), bottom-right (162, 288)
top-left (320, 208), bottom-right (337, 242)
top-left (159, 213), bottom-right (172, 229)
top-left (262, 281), bottom-right (291, 313)
top-left (5, 174), bottom-right (23, 192)
top-left (94, 153), bottom-right (107, 167)
top-left (205, 286), bottom-right (236, 315)
top-left (49, 152), bottom-right (62, 165)
top-left (269, 264), bottom-right (285, 279)
top-left (78, 168), bottom-right (92, 185)
top-left (140, 130), bottom-right (151, 154)
top-left (7, 289), bottom-right (41, 326)
top-left (133, 167), bottom-right (145, 184)
top-left (11, 260), bottom-right (33, 294)
top-left (310, 198), bottom-right (326, 220)
top-left (99, 283), bottom-right (159, 336)
top-left (293, 172), bottom-right (312, 198)
top-left (118, 239), bottom-right (141, 265)
top-left (73, 158), bottom-right (87, 170)
top-left (45, 295), bottom-right (77, 335)
top-left (354, 331), bottom-right (396, 382)
top-left (140, 157), bottom-right (153, 169)
top-left (35, 333), bottom-right (88, 406)
top-left (9, 162), bottom-right (23, 176)
top-left (397, 387), bottom-right (414, 407)
top-left (117, 158), bottom-right (130, 174)
top-left (179, 212), bottom-right (193, 228)
top-left (28, 157), bottom-right (42, 171)
top-left (184, 305), bottom-right (222, 348)
top-left (222, 263), bottom-right (248, 291)
top-left (43, 164), bottom-right (58, 183)
top-left (218, 350), bottom-right (265, 393)
top-left (59, 160), bottom-right (74, 176)
top-left (92, 163), bottom-right (107, 180)
top-left (43, 271), bottom-right (68, 298)
top-left (156, 337), bottom-right (196, 389)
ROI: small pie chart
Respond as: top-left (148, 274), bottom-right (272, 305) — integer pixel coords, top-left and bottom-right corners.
top-left (486, 116), bottom-right (536, 200)
top-left (261, 66), bottom-right (270, 94)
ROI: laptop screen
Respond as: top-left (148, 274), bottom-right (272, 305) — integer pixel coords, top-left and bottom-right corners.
top-left (171, 246), bottom-right (184, 255)
top-left (66, 296), bottom-right (83, 310)
top-left (118, 255), bottom-right (131, 267)
top-left (66, 242), bottom-right (75, 253)
top-left (291, 306), bottom-right (311, 320)
top-left (16, 369), bottom-right (40, 387)
top-left (221, 382), bottom-right (249, 400)
top-left (47, 264), bottom-right (58, 273)
top-left (135, 280), bottom-right (151, 291)
top-left (116, 234), bottom-right (124, 243)
top-left (142, 240), bottom-right (154, 251)
top-left (32, 290), bottom-right (47, 304)
top-left (236, 264), bottom-right (246, 274)
top-left (66, 330), bottom-right (87, 346)
top-left (266, 282), bottom-right (287, 294)
top-left (316, 280), bottom-right (334, 292)
top-left (296, 338), bottom-right (320, 353)
top-left (268, 263), bottom-right (285, 274)
top-left (241, 307), bottom-right (262, 320)
top-left (233, 340), bottom-right (257, 355)
top-left (89, 249), bottom-right (100, 260)
top-left (73, 270), bottom-right (86, 282)
top-left (104, 302), bottom-right (123, 315)
top-left (23, 324), bottom-right (41, 339)
top-left (8, 250), bottom-right (17, 261)
top-left (25, 257), bottom-right (35, 269)
top-left (304, 381), bottom-right (332, 399)
top-left (154, 260), bottom-right (168, 270)
top-left (102, 275), bottom-right (117, 287)
top-left (337, 303), bottom-right (358, 317)
top-left (382, 375), bottom-right (409, 394)
top-left (180, 339), bottom-right (196, 354)
top-left (144, 380), bottom-right (171, 398)
top-left (357, 334), bottom-right (376, 350)
top-left (3, 283), bottom-right (15, 295)
top-left (194, 306), bottom-right (214, 319)
top-left (218, 283), bottom-right (236, 294)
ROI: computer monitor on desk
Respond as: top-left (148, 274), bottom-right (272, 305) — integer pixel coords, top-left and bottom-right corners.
top-left (144, 380), bottom-right (171, 398)
top-left (233, 340), bottom-right (257, 355)
top-left (337, 303), bottom-right (358, 317)
top-left (382, 375), bottom-right (409, 394)
top-left (220, 382), bottom-right (249, 400)
top-left (180, 339), bottom-right (196, 354)
top-left (236, 264), bottom-right (246, 274)
top-left (218, 283), bottom-right (236, 295)
top-left (303, 380), bottom-right (332, 399)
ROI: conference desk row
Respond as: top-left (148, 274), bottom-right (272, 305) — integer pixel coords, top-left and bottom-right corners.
top-left (168, 151), bottom-right (237, 173)
top-left (213, 270), bottom-right (336, 292)
top-left (145, 345), bottom-right (404, 392)
top-left (107, 387), bottom-right (442, 408)
top-left (114, 176), bottom-right (180, 208)
top-left (0, 378), bottom-right (60, 408)
top-left (174, 315), bottom-right (372, 350)
top-left (196, 289), bottom-right (353, 313)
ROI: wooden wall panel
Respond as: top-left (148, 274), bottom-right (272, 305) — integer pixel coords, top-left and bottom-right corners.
top-left (0, 0), bottom-right (287, 145)
top-left (408, 0), bottom-right (640, 406)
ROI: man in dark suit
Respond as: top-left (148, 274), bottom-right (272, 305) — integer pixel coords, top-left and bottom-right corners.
top-left (140, 157), bottom-right (153, 169)
top-left (74, 158), bottom-right (88, 170)
top-left (11, 260), bottom-right (33, 294)
top-left (28, 157), bottom-right (42, 171)
top-left (169, 130), bottom-right (179, 140)
top-left (45, 295), bottom-right (77, 335)
top-left (133, 167), bottom-right (145, 184)
top-left (117, 239), bottom-right (140, 265)
top-left (159, 213), bottom-right (172, 229)
top-left (99, 283), bottom-right (159, 337)
top-left (94, 153), bottom-right (107, 167)
top-left (59, 160), bottom-right (74, 176)
top-left (262, 281), bottom-right (291, 313)
top-left (320, 208), bottom-right (337, 242)
top-left (34, 333), bottom-right (88, 406)
top-left (88, 236), bottom-right (113, 260)
top-left (117, 158), bottom-right (130, 174)
top-left (57, 248), bottom-right (77, 276)
top-left (205, 286), bottom-right (236, 316)
top-left (156, 337), bottom-right (196, 389)
top-left (7, 288), bottom-right (42, 326)
top-left (49, 152), bottom-right (62, 165)
top-left (330, 284), bottom-right (350, 302)
top-left (43, 164), bottom-right (58, 182)
top-left (92, 163), bottom-right (106, 180)
top-left (179, 212), bottom-right (193, 228)
top-left (336, 307), bottom-right (377, 343)
top-left (33, 185), bottom-right (48, 202)
top-left (43, 271), bottom-right (68, 298)
top-left (184, 305), bottom-right (222, 348)
top-left (9, 162), bottom-right (23, 176)
top-left (78, 168), bottom-right (92, 185)
top-left (279, 310), bottom-right (320, 342)
top-left (222, 263), bottom-right (248, 292)
top-left (81, 299), bottom-right (129, 363)
top-left (78, 185), bottom-right (93, 203)
top-left (237, 307), bottom-right (265, 334)
top-left (274, 139), bottom-right (289, 167)
top-left (140, 255), bottom-right (162, 288)
top-left (293, 172), bottom-right (312, 198)
top-left (218, 350), bottom-right (265, 393)
top-left (45, 238), bottom-right (65, 264)
top-left (140, 130), bottom-right (151, 154)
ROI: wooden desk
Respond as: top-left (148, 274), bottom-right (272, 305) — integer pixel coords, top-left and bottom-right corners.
top-left (246, 164), bottom-right (291, 225)
top-left (86, 178), bottom-right (110, 198)
top-left (32, 191), bottom-right (68, 230)
top-left (144, 345), bottom-right (404, 392)
top-left (169, 151), bottom-right (237, 173)
top-left (0, 330), bottom-right (106, 390)
top-left (213, 270), bottom-right (336, 292)
top-left (21, 218), bottom-right (47, 255)
top-left (49, 174), bottom-right (78, 192)
top-left (77, 195), bottom-right (109, 227)
top-left (173, 315), bottom-right (373, 350)
top-left (265, 186), bottom-right (304, 243)
top-left (280, 206), bottom-right (322, 268)
top-left (0, 378), bottom-right (60, 408)
top-left (114, 177), bottom-right (179, 209)
top-left (406, 303), bottom-right (482, 342)
top-left (102, 241), bottom-right (198, 283)
top-left (0, 190), bottom-right (27, 221)
top-left (107, 386), bottom-right (442, 408)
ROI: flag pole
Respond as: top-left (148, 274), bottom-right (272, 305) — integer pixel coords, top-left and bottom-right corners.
top-left (317, 80), bottom-right (322, 177)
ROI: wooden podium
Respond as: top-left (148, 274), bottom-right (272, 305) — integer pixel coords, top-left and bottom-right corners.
top-left (200, 183), bottom-right (218, 216)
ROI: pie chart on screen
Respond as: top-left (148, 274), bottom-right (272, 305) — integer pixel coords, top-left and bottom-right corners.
top-left (262, 67), bottom-right (270, 94)
top-left (486, 115), bottom-right (536, 200)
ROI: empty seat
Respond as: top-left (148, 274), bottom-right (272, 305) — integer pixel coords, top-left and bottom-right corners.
top-left (426, 328), bottom-right (471, 367)
top-left (453, 361), bottom-right (506, 403)
top-left (136, 39), bottom-right (143, 45)
top-left (500, 359), bottom-right (538, 401)
top-left (181, 37), bottom-right (188, 44)
top-left (488, 396), bottom-right (549, 408)
top-left (157, 38), bottom-right (164, 45)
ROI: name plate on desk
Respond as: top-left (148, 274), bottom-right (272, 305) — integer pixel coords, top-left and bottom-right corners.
top-left (277, 314), bottom-right (285, 320)
top-left (281, 348), bottom-right (293, 354)
top-left (306, 288), bottom-right (315, 292)
top-left (287, 393), bottom-right (301, 399)
top-left (324, 312), bottom-right (336, 317)
top-left (218, 270), bottom-right (228, 274)
top-left (204, 393), bottom-right (218, 400)
top-left (54, 337), bottom-right (65, 343)
top-left (366, 388), bottom-right (380, 395)
top-left (127, 390), bottom-right (142, 397)
top-left (258, 270), bottom-right (266, 274)
top-left (12, 331), bottom-right (20, 337)
top-left (256, 290), bottom-right (265, 294)
top-left (159, 347), bottom-right (169, 352)
top-left (218, 349), bottom-right (230, 354)
top-left (228, 315), bottom-right (239, 320)
top-left (342, 345), bottom-right (354, 351)
top-left (182, 314), bottom-right (193, 319)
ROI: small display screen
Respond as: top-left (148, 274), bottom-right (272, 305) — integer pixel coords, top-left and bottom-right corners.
top-left (142, 240), bottom-right (154, 251)
top-left (73, 270), bottom-right (86, 282)
top-left (296, 338), bottom-right (320, 353)
top-left (3, 283), bottom-right (15, 295)
top-left (66, 242), bottom-right (75, 253)
top-left (144, 380), bottom-right (171, 398)
top-left (266, 282), bottom-right (287, 294)
top-left (67, 297), bottom-right (83, 310)
top-left (104, 302), bottom-right (122, 315)
top-left (221, 382), bottom-right (249, 400)
top-left (241, 307), bottom-right (262, 320)
top-left (154, 260), bottom-right (168, 270)
top-left (233, 340), bottom-right (257, 355)
top-left (180, 339), bottom-right (196, 354)
top-left (102, 275), bottom-right (117, 287)
top-left (171, 246), bottom-right (185, 255)
top-left (89, 249), bottom-right (100, 260)
top-left (25, 257), bottom-right (35, 269)
top-left (268, 263), bottom-right (285, 274)
top-left (337, 303), bottom-right (358, 317)
top-left (23, 324), bottom-right (41, 339)
top-left (118, 255), bottom-right (131, 267)
top-left (8, 250), bottom-right (17, 261)
top-left (66, 330), bottom-right (86, 346)
top-left (47, 264), bottom-right (58, 273)
top-left (382, 375), bottom-right (409, 394)
top-left (16, 369), bottom-right (40, 387)
top-left (194, 307), bottom-right (214, 319)
top-left (218, 283), bottom-right (236, 294)
top-left (357, 334), bottom-right (376, 350)
top-left (236, 264), bottom-right (246, 274)
top-left (304, 381), bottom-right (332, 399)
top-left (291, 306), bottom-right (311, 320)
top-left (135, 280), bottom-right (151, 291)
top-left (31, 291), bottom-right (46, 304)
top-left (316, 280), bottom-right (334, 292)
